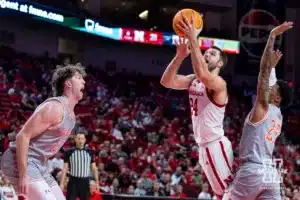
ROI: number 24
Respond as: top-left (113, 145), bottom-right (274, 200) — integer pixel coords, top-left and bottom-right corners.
top-left (190, 98), bottom-right (198, 116)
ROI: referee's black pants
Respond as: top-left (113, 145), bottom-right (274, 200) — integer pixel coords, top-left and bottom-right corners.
top-left (66, 176), bottom-right (90, 200)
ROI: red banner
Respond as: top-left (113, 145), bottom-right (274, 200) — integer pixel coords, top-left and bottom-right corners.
top-left (121, 29), bottom-right (163, 45)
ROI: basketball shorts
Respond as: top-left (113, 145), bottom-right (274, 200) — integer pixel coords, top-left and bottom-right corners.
top-left (222, 163), bottom-right (281, 200)
top-left (198, 136), bottom-right (234, 198)
top-left (1, 149), bottom-right (65, 200)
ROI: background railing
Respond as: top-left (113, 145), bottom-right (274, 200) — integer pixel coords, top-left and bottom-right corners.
top-left (101, 194), bottom-right (211, 200)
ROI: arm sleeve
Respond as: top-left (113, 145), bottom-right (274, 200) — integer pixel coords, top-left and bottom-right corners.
top-left (64, 150), bottom-right (70, 163)
top-left (90, 150), bottom-right (95, 164)
top-left (269, 68), bottom-right (277, 87)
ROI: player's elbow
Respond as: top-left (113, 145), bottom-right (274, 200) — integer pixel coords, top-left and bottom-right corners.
top-left (160, 78), bottom-right (172, 88)
top-left (16, 132), bottom-right (30, 142)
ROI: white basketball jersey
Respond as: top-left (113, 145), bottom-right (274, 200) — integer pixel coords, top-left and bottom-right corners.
top-left (188, 79), bottom-right (227, 145)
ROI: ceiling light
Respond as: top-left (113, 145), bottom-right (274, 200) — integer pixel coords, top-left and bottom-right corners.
top-left (139, 10), bottom-right (148, 20)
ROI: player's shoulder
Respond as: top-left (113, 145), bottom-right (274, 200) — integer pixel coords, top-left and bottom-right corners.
top-left (33, 99), bottom-right (64, 123)
top-left (213, 75), bottom-right (227, 94)
top-left (216, 75), bottom-right (227, 86)
top-left (66, 147), bottom-right (76, 154)
top-left (37, 99), bottom-right (64, 113)
top-left (84, 147), bottom-right (94, 154)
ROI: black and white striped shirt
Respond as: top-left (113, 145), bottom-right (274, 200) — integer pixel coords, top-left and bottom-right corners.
top-left (64, 148), bottom-right (94, 178)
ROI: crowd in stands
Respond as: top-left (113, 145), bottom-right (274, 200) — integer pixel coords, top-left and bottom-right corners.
top-left (0, 45), bottom-right (299, 200)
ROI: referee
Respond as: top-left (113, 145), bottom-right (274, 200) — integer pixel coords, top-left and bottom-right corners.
top-left (60, 133), bottom-right (99, 200)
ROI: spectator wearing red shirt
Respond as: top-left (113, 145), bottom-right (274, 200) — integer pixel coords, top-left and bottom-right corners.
top-left (168, 153), bottom-right (179, 172)
top-left (0, 116), bottom-right (10, 131)
top-left (170, 184), bottom-right (187, 198)
top-left (90, 181), bottom-right (103, 200)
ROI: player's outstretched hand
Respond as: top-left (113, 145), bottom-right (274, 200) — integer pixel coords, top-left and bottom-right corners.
top-left (175, 37), bottom-right (190, 59)
top-left (270, 50), bottom-right (283, 68)
top-left (176, 14), bottom-right (202, 41)
top-left (271, 21), bottom-right (293, 36)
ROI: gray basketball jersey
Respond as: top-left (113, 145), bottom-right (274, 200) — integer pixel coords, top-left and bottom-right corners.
top-left (239, 104), bottom-right (282, 164)
top-left (9, 96), bottom-right (75, 164)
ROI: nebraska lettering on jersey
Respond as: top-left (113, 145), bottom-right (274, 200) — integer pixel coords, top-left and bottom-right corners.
top-left (189, 80), bottom-right (205, 96)
top-left (189, 90), bottom-right (204, 96)
top-left (188, 79), bottom-right (211, 116)
top-left (188, 79), bottom-right (227, 145)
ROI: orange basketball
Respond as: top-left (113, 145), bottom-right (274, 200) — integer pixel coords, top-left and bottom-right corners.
top-left (172, 9), bottom-right (203, 37)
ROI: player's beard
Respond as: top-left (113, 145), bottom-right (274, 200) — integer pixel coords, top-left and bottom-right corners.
top-left (208, 63), bottom-right (217, 72)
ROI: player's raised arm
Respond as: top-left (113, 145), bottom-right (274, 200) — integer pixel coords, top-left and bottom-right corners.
top-left (160, 38), bottom-right (196, 90)
top-left (178, 15), bottom-right (226, 93)
top-left (250, 22), bottom-right (293, 123)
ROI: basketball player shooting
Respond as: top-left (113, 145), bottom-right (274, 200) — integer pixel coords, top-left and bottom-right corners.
top-left (223, 22), bottom-right (293, 200)
top-left (160, 15), bottom-right (233, 199)
top-left (1, 65), bottom-right (86, 200)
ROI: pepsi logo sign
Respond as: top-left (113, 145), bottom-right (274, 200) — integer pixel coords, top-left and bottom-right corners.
top-left (238, 9), bottom-right (282, 58)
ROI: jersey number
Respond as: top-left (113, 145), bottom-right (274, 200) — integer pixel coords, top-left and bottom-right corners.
top-left (265, 120), bottom-right (281, 142)
top-left (190, 98), bottom-right (198, 116)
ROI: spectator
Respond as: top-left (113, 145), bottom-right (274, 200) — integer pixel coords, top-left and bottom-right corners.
top-left (170, 184), bottom-right (187, 199)
top-left (157, 153), bottom-right (169, 169)
top-left (90, 180), bottom-right (103, 200)
top-left (0, 176), bottom-right (18, 200)
top-left (109, 178), bottom-right (121, 195)
top-left (48, 152), bottom-right (64, 173)
top-left (171, 166), bottom-right (184, 185)
top-left (134, 179), bottom-right (146, 196)
top-left (146, 181), bottom-right (165, 196)
top-left (115, 144), bottom-right (128, 159)
top-left (127, 185), bottom-right (135, 195)
top-left (191, 168), bottom-right (203, 186)
top-left (198, 183), bottom-right (211, 199)
top-left (112, 124), bottom-right (123, 141)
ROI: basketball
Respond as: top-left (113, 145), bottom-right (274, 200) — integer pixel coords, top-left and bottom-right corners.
top-left (172, 9), bottom-right (203, 37)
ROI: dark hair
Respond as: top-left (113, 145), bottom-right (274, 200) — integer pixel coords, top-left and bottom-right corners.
top-left (211, 46), bottom-right (228, 68)
top-left (52, 64), bottom-right (86, 96)
top-left (75, 132), bottom-right (86, 137)
top-left (276, 80), bottom-right (293, 108)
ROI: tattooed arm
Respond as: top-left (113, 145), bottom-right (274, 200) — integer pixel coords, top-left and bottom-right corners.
top-left (250, 22), bottom-right (293, 124)
top-left (256, 34), bottom-right (276, 107)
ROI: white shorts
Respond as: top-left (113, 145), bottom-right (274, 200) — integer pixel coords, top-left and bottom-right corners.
top-left (222, 164), bottom-right (281, 200)
top-left (1, 149), bottom-right (65, 200)
top-left (198, 136), bottom-right (234, 198)
top-left (1, 177), bottom-right (65, 200)
top-left (25, 180), bottom-right (66, 200)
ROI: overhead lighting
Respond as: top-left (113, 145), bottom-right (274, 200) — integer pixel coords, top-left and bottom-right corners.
top-left (139, 10), bottom-right (148, 20)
